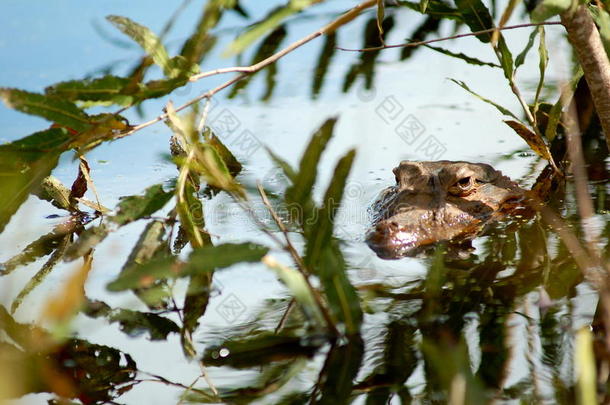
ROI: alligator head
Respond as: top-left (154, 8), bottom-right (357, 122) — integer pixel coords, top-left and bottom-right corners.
top-left (366, 161), bottom-right (530, 259)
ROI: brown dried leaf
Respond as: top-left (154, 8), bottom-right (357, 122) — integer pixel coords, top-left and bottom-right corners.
top-left (504, 120), bottom-right (552, 161)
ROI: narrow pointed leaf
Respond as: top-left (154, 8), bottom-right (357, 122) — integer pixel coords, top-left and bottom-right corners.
top-left (515, 28), bottom-right (539, 69)
top-left (0, 89), bottom-right (92, 132)
top-left (424, 44), bottom-right (500, 67)
top-left (112, 184), bottom-right (173, 226)
top-left (504, 120), bottom-right (552, 161)
top-left (450, 79), bottom-right (518, 119)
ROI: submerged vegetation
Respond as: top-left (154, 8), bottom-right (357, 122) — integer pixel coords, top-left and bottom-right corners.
top-left (1, 0), bottom-right (609, 403)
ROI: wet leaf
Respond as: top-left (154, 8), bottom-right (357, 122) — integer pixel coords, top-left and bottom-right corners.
top-left (504, 120), bottom-right (552, 161)
top-left (112, 184), bottom-right (173, 225)
top-left (450, 79), bottom-right (518, 119)
top-left (84, 299), bottom-right (179, 340)
top-left (531, 0), bottom-right (571, 22)
top-left (424, 44), bottom-right (500, 67)
top-left (0, 89), bottom-right (92, 133)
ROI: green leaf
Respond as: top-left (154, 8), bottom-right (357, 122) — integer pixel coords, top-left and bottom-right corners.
top-left (112, 184), bottom-right (173, 226)
top-left (454, 0), bottom-right (495, 43)
top-left (496, 37), bottom-right (514, 80)
top-left (224, 1), bottom-right (321, 56)
top-left (84, 299), bottom-right (179, 340)
top-left (64, 224), bottom-right (109, 262)
top-left (312, 32), bottom-right (337, 98)
top-left (107, 243), bottom-right (268, 291)
top-left (424, 44), bottom-right (500, 67)
top-left (45, 75), bottom-right (134, 107)
top-left (533, 26), bottom-right (548, 116)
top-left (515, 28), bottom-right (539, 69)
top-left (305, 149), bottom-right (355, 269)
top-left (545, 67), bottom-right (583, 141)
top-left (185, 242), bottom-right (269, 275)
top-left (285, 118), bottom-right (337, 210)
top-left (203, 332), bottom-right (322, 369)
top-left (0, 89), bottom-right (92, 132)
top-left (590, 6), bottom-right (610, 57)
top-left (397, 0), bottom-right (462, 19)
top-left (449, 79), bottom-right (518, 119)
top-left (228, 25), bottom-right (287, 98)
top-left (531, 0), bottom-right (571, 22)
top-left (107, 15), bottom-right (179, 78)
top-left (266, 147), bottom-right (297, 182)
top-left (0, 128), bottom-right (70, 233)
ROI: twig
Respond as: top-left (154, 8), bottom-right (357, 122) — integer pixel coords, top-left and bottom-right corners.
top-left (116, 0), bottom-right (377, 139)
top-left (275, 298), bottom-right (296, 334)
top-left (336, 21), bottom-right (563, 52)
top-left (256, 182), bottom-right (339, 336)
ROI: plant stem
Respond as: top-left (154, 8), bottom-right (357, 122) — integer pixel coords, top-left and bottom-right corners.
top-left (561, 4), bottom-right (610, 151)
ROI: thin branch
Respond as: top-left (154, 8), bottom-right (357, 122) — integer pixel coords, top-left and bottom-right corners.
top-left (256, 182), bottom-right (339, 336)
top-left (116, 0), bottom-right (377, 139)
top-left (336, 21), bottom-right (562, 52)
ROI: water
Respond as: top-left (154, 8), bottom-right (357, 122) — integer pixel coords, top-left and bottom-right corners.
top-left (1, 1), bottom-right (607, 404)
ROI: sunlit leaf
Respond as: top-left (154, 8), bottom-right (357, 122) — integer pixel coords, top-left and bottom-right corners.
top-left (450, 79), bottom-right (518, 119)
top-left (107, 15), bottom-right (180, 78)
top-left (112, 184), bottom-right (173, 225)
top-left (575, 327), bottom-right (597, 405)
top-left (424, 44), bottom-right (500, 67)
top-left (263, 256), bottom-right (326, 327)
top-left (35, 176), bottom-right (72, 211)
top-left (376, 0), bottom-right (386, 42)
top-left (224, 1), bottom-right (322, 56)
top-left (531, 0), bottom-right (571, 22)
top-left (504, 120), bottom-right (552, 161)
top-left (0, 89), bottom-right (92, 132)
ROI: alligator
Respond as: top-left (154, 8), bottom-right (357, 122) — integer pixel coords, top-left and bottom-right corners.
top-left (366, 161), bottom-right (533, 259)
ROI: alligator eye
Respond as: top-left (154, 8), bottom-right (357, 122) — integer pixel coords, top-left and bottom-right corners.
top-left (457, 177), bottom-right (471, 188)
top-left (449, 176), bottom-right (477, 196)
